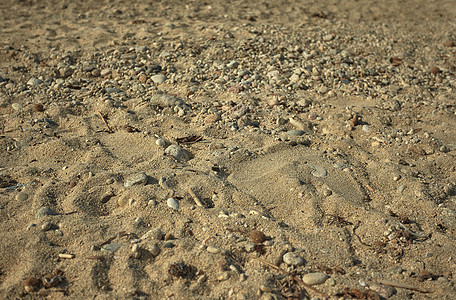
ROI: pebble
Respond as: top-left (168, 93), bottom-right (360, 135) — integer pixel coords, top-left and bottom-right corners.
top-left (11, 103), bottom-right (22, 111)
top-left (287, 130), bottom-right (306, 136)
top-left (167, 197), bottom-right (179, 210)
top-left (151, 74), bottom-right (166, 84)
top-left (249, 230), bottom-right (267, 243)
top-left (206, 246), bottom-right (222, 254)
top-left (142, 228), bottom-right (163, 240)
top-left (369, 283), bottom-right (396, 298)
top-left (27, 77), bottom-right (42, 86)
top-left (16, 192), bottom-right (28, 201)
top-left (282, 252), bottom-right (305, 266)
top-left (155, 138), bottom-right (167, 147)
top-left (100, 69), bottom-right (111, 77)
top-left (362, 125), bottom-right (370, 132)
top-left (311, 165), bottom-right (328, 177)
top-left (302, 273), bottom-right (329, 285)
top-left (227, 60), bottom-right (239, 69)
top-left (149, 244), bottom-right (161, 256)
top-left (217, 272), bottom-right (230, 281)
top-left (101, 243), bottom-right (122, 253)
top-left (35, 206), bottom-right (57, 219)
top-left (124, 172), bottom-right (148, 187)
top-left (164, 145), bottom-right (189, 161)
top-left (105, 87), bottom-right (121, 94)
top-left (163, 241), bottom-right (175, 248)
top-left (244, 242), bottom-right (256, 253)
top-left (41, 221), bottom-right (52, 231)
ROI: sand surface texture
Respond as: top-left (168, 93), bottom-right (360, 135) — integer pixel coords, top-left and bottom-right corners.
top-left (1, 0), bottom-right (456, 299)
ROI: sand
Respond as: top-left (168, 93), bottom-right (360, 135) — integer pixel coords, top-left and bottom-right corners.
top-left (0, 0), bottom-right (456, 299)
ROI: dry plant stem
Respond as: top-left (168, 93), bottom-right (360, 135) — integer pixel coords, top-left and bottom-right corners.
top-left (188, 187), bottom-right (204, 207)
top-left (256, 258), bottom-right (330, 298)
top-left (376, 279), bottom-right (433, 293)
top-left (97, 111), bottom-right (114, 133)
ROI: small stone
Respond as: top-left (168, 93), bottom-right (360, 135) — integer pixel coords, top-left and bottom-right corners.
top-left (323, 33), bottom-right (334, 41)
top-left (27, 77), bottom-right (42, 86)
top-left (227, 60), bottom-right (239, 69)
top-left (16, 192), bottom-right (28, 201)
top-left (124, 172), bottom-right (148, 187)
top-left (362, 125), bottom-right (370, 132)
top-left (11, 103), bottom-right (22, 111)
top-left (302, 273), bottom-right (329, 285)
top-left (440, 145), bottom-right (450, 153)
top-left (91, 69), bottom-right (101, 77)
top-left (308, 112), bottom-right (317, 120)
top-left (100, 69), bottom-right (111, 77)
top-left (41, 221), bottom-right (52, 231)
top-left (155, 138), bottom-right (167, 147)
top-left (217, 272), bottom-right (230, 281)
top-left (206, 246), bottom-right (221, 254)
top-left (165, 145), bottom-right (189, 161)
top-left (167, 197), bottom-right (179, 210)
top-left (369, 283), bottom-right (396, 298)
top-left (326, 278), bottom-right (336, 286)
top-left (149, 244), bottom-right (161, 256)
top-left (244, 242), bottom-right (256, 253)
top-left (287, 130), bottom-right (305, 136)
top-left (311, 166), bottom-right (327, 177)
top-left (151, 74), bottom-right (166, 84)
top-left (101, 243), bottom-right (122, 253)
top-left (163, 242), bottom-right (175, 248)
top-left (131, 244), bottom-right (140, 253)
top-left (59, 67), bottom-right (73, 78)
top-left (282, 252), bottom-right (305, 266)
top-left (35, 206), bottom-right (57, 219)
top-left (430, 66), bottom-right (441, 74)
top-left (105, 87), bottom-right (121, 94)
top-left (249, 230), bottom-right (267, 243)
top-left (260, 285), bottom-right (272, 293)
top-left (443, 39), bottom-right (455, 47)
top-left (142, 228), bottom-right (163, 240)
top-left (33, 103), bottom-right (44, 112)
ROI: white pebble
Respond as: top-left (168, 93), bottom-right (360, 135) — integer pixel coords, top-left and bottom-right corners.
top-left (302, 272), bottom-right (329, 285)
top-left (167, 197), bottom-right (179, 210)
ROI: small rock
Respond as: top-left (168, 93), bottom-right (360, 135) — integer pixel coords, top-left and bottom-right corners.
top-left (302, 273), bottom-right (329, 285)
top-left (124, 172), bottom-right (148, 187)
top-left (151, 74), bottom-right (166, 84)
top-left (443, 39), bottom-right (455, 47)
top-left (207, 246), bottom-right (221, 254)
top-left (163, 242), bottom-right (175, 248)
top-left (142, 228), bottom-right (163, 240)
top-left (244, 242), bottom-right (256, 253)
top-left (16, 192), bottom-right (28, 201)
top-left (227, 60), bottom-right (239, 69)
top-left (149, 244), bottom-right (161, 256)
top-left (41, 221), bottom-right (52, 231)
top-left (155, 138), bottom-right (167, 147)
top-left (282, 252), bottom-right (305, 266)
top-left (11, 103), bottom-right (22, 111)
top-left (101, 243), bottom-right (122, 253)
top-left (35, 206), bottom-right (57, 219)
top-left (249, 230), bottom-right (266, 243)
top-left (217, 272), bottom-right (230, 281)
top-left (100, 69), bottom-right (112, 77)
top-left (311, 165), bottom-right (327, 177)
top-left (27, 77), bottom-right (42, 86)
top-left (59, 67), bottom-right (73, 78)
top-left (105, 87), bottom-right (121, 94)
top-left (369, 283), bottom-right (396, 298)
top-left (362, 125), bottom-right (370, 132)
top-left (167, 197), bottom-right (179, 210)
top-left (430, 66), bottom-right (441, 74)
top-left (165, 145), bottom-right (189, 161)
top-left (287, 130), bottom-right (305, 136)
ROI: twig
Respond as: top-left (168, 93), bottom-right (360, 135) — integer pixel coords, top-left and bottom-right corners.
top-left (256, 258), bottom-right (330, 298)
top-left (376, 279), bottom-right (433, 293)
top-left (188, 187), bottom-right (204, 207)
top-left (97, 111), bottom-right (114, 133)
